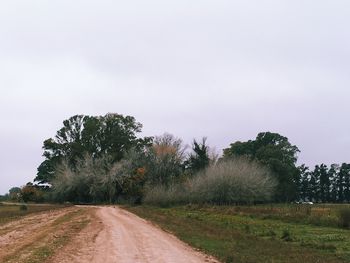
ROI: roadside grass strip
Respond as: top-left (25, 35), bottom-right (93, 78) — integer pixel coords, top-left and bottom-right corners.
top-left (127, 205), bottom-right (350, 263)
top-left (2, 208), bottom-right (90, 263)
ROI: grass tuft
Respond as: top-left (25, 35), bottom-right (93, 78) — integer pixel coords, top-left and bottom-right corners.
top-left (338, 207), bottom-right (350, 228)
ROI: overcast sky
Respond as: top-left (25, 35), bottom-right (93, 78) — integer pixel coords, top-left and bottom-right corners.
top-left (1, 0), bottom-right (349, 194)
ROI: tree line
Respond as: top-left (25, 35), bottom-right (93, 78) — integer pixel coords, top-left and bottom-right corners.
top-left (297, 163), bottom-right (350, 203)
top-left (3, 113), bottom-right (349, 204)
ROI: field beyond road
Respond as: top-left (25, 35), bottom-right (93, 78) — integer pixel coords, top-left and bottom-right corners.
top-left (127, 205), bottom-right (350, 263)
top-left (0, 204), bottom-right (217, 263)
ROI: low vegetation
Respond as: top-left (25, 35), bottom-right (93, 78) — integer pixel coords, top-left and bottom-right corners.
top-left (0, 203), bottom-right (70, 225)
top-left (201, 204), bottom-right (350, 229)
top-left (127, 205), bottom-right (350, 263)
top-left (144, 158), bottom-right (276, 206)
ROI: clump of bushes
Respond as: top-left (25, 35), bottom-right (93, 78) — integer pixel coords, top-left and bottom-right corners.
top-left (337, 207), bottom-right (350, 228)
top-left (144, 157), bottom-right (276, 206)
top-left (143, 184), bottom-right (190, 207)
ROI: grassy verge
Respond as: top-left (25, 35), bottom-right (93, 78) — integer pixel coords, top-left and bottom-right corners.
top-left (126, 205), bottom-right (350, 263)
top-left (3, 208), bottom-right (91, 263)
top-left (0, 203), bottom-right (70, 225)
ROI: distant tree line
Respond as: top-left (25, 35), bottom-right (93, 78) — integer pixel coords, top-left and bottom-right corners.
top-left (3, 184), bottom-right (49, 203)
top-left (3, 113), bottom-right (348, 205)
top-left (297, 163), bottom-right (350, 203)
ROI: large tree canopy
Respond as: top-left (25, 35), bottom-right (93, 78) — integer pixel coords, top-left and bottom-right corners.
top-left (35, 113), bottom-right (151, 184)
top-left (223, 132), bottom-right (300, 202)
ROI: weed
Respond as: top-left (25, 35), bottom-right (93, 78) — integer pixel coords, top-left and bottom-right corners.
top-left (267, 229), bottom-right (276, 237)
top-left (226, 255), bottom-right (234, 263)
top-left (244, 225), bottom-right (250, 233)
top-left (281, 229), bottom-right (293, 242)
top-left (338, 207), bottom-right (350, 228)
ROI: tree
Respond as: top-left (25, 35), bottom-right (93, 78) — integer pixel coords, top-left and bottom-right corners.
top-left (21, 183), bottom-right (44, 203)
top-left (223, 132), bottom-right (300, 202)
top-left (310, 165), bottom-right (323, 202)
top-left (185, 137), bottom-right (210, 174)
top-left (8, 187), bottom-right (21, 201)
top-left (146, 133), bottom-right (186, 186)
top-left (328, 164), bottom-right (339, 202)
top-left (317, 164), bottom-right (330, 202)
top-left (341, 163), bottom-right (350, 202)
top-left (336, 164), bottom-right (346, 202)
top-left (35, 113), bottom-right (151, 184)
top-left (298, 164), bottom-right (310, 201)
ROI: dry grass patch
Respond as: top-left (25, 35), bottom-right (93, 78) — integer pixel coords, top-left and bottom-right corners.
top-left (0, 207), bottom-right (91, 263)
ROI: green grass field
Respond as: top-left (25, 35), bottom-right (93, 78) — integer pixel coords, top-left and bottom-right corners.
top-left (0, 202), bottom-right (70, 225)
top-left (127, 204), bottom-right (350, 263)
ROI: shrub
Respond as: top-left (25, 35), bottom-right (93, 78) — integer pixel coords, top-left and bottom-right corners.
top-left (281, 229), bottom-right (292, 241)
top-left (337, 207), bottom-right (350, 228)
top-left (144, 157), bottom-right (276, 206)
top-left (188, 157), bottom-right (276, 204)
top-left (143, 184), bottom-right (190, 207)
top-left (267, 229), bottom-right (276, 237)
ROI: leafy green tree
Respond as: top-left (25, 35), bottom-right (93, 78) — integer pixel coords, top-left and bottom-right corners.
top-left (185, 137), bottom-right (210, 174)
top-left (35, 113), bottom-right (151, 184)
top-left (223, 132), bottom-right (300, 202)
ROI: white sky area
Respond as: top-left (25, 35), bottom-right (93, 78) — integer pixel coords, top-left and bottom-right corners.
top-left (1, 0), bottom-right (350, 194)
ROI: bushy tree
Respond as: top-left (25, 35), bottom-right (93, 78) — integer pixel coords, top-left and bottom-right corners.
top-left (223, 132), bottom-right (299, 202)
top-left (52, 155), bottom-right (118, 203)
top-left (35, 113), bottom-right (151, 184)
top-left (145, 133), bottom-right (186, 186)
top-left (51, 148), bottom-right (152, 204)
top-left (8, 187), bottom-right (21, 201)
top-left (21, 183), bottom-right (44, 203)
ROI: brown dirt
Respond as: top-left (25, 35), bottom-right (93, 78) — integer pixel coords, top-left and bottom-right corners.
top-left (0, 206), bottom-right (83, 262)
top-left (53, 206), bottom-right (219, 263)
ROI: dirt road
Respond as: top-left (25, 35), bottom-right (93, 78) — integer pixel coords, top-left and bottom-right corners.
top-left (1, 206), bottom-right (218, 263)
top-left (54, 206), bottom-right (218, 263)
